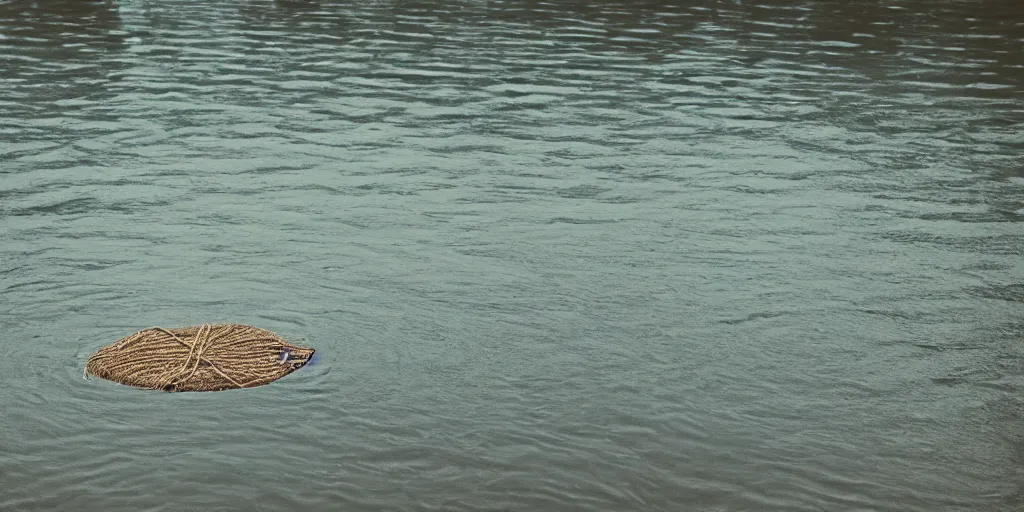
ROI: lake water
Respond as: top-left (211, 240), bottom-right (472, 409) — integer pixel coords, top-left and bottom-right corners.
top-left (1, 0), bottom-right (1022, 510)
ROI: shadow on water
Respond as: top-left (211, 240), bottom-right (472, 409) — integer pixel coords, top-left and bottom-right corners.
top-left (0, 0), bottom-right (126, 152)
top-left (237, 0), bottom-right (353, 41)
top-left (236, 0), bottom-right (1023, 94)
top-left (0, 0), bottom-right (126, 89)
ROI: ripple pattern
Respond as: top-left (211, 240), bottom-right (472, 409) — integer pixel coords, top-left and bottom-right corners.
top-left (1, 0), bottom-right (1023, 510)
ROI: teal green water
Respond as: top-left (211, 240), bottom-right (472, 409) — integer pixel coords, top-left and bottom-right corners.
top-left (1, 0), bottom-right (1022, 510)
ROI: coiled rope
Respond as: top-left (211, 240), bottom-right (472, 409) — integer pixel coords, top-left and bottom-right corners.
top-left (84, 323), bottom-right (314, 392)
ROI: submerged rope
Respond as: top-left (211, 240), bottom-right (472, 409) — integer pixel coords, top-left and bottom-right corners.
top-left (84, 323), bottom-right (314, 392)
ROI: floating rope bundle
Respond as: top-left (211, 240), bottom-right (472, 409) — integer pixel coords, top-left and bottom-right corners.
top-left (85, 324), bottom-right (314, 392)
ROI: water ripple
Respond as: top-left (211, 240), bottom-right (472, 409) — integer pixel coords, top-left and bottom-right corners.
top-left (1, 0), bottom-right (1022, 510)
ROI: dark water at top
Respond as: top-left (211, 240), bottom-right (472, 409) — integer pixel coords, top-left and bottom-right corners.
top-left (1, 0), bottom-right (1022, 510)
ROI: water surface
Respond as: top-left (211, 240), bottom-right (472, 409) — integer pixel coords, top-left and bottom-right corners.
top-left (1, 0), bottom-right (1023, 510)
